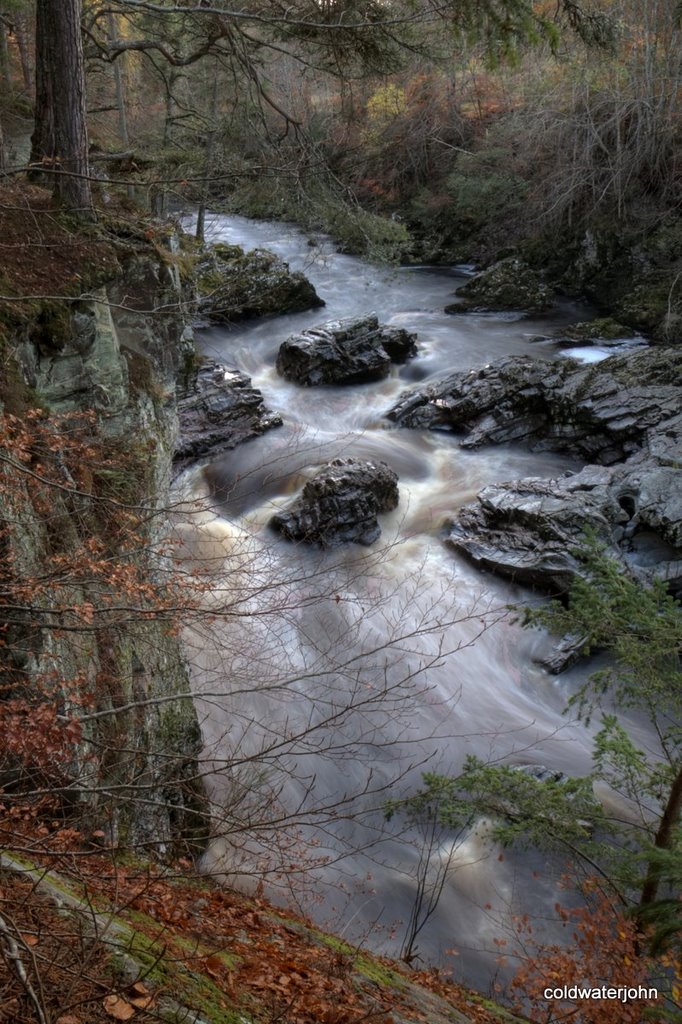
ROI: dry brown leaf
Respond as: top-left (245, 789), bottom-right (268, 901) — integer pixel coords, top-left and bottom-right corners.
top-left (128, 994), bottom-right (154, 1010)
top-left (128, 981), bottom-right (150, 998)
top-left (103, 994), bottom-right (135, 1021)
top-left (56, 1016), bottom-right (81, 1024)
top-left (204, 954), bottom-right (224, 977)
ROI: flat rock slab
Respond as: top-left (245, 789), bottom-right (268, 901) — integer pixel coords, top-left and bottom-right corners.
top-left (175, 361), bottom-right (282, 462)
top-left (276, 313), bottom-right (417, 386)
top-left (270, 457), bottom-right (399, 546)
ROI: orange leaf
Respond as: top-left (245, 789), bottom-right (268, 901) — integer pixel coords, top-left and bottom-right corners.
top-left (129, 994), bottom-right (154, 1010)
top-left (103, 994), bottom-right (135, 1021)
top-left (128, 981), bottom-right (150, 998)
top-left (204, 954), bottom-right (224, 977)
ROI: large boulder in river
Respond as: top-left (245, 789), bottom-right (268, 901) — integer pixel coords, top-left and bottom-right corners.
top-left (387, 346), bottom-right (682, 465)
top-left (445, 257), bottom-right (552, 314)
top-left (175, 361), bottom-right (282, 462)
top-left (276, 313), bottom-right (418, 386)
top-left (197, 243), bottom-right (324, 323)
top-left (386, 346), bottom-right (682, 595)
top-left (270, 457), bottom-right (399, 546)
top-left (446, 457), bottom-right (682, 595)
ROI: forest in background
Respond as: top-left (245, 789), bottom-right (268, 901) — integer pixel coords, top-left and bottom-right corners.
top-left (1, 0), bottom-right (681, 332)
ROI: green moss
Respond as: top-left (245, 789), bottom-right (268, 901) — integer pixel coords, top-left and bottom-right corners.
top-left (305, 928), bottom-right (406, 989)
top-left (114, 917), bottom-right (245, 1023)
top-left (354, 954), bottom-right (406, 988)
top-left (212, 243), bottom-right (245, 262)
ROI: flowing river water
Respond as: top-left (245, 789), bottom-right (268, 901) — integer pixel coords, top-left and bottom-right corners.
top-left (173, 214), bottom-right (645, 989)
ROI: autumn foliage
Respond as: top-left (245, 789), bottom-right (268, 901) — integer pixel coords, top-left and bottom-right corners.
top-left (508, 882), bottom-right (681, 1023)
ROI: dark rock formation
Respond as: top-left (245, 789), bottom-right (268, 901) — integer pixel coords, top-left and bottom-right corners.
top-left (197, 243), bottom-right (324, 323)
top-left (276, 313), bottom-right (418, 386)
top-left (445, 457), bottom-right (682, 595)
top-left (560, 318), bottom-right (637, 344)
top-left (270, 457), bottom-right (399, 546)
top-left (175, 361), bottom-right (282, 463)
top-left (444, 257), bottom-right (553, 315)
top-left (387, 347), bottom-right (682, 465)
top-left (387, 346), bottom-right (682, 596)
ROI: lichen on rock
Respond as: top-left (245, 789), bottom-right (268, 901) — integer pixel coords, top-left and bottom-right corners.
top-left (445, 257), bottom-right (553, 314)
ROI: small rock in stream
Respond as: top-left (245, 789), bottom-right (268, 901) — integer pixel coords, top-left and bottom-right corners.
top-left (276, 313), bottom-right (417, 386)
top-left (444, 257), bottom-right (553, 315)
top-left (197, 243), bottom-right (324, 323)
top-left (175, 361), bottom-right (282, 463)
top-left (270, 457), bottom-right (399, 546)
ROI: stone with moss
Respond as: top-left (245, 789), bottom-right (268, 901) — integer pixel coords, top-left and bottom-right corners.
top-left (562, 317), bottom-right (634, 343)
top-left (197, 243), bottom-right (324, 322)
top-left (445, 257), bottom-right (553, 314)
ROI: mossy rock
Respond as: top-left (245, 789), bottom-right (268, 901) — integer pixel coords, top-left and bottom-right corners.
top-left (446, 257), bottom-right (553, 314)
top-left (617, 266), bottom-right (682, 341)
top-left (563, 318), bottom-right (633, 342)
top-left (197, 244), bottom-right (324, 322)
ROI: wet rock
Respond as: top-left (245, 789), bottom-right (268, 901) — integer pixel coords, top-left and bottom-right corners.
top-left (535, 633), bottom-right (588, 675)
top-left (175, 361), bottom-right (282, 462)
top-left (390, 347), bottom-right (682, 598)
top-left (270, 457), bottom-right (399, 546)
top-left (445, 467), bottom-right (627, 592)
top-left (276, 313), bottom-right (418, 386)
top-left (197, 243), bottom-right (323, 323)
top-left (445, 458), bottom-right (682, 595)
top-left (387, 346), bottom-right (682, 465)
top-left (444, 257), bottom-right (552, 315)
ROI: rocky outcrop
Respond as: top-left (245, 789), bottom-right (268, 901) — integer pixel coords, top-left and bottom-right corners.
top-left (5, 244), bottom-right (208, 851)
top-left (529, 318), bottom-right (646, 352)
top-left (175, 361), bottom-right (282, 463)
top-left (559, 318), bottom-right (637, 344)
top-left (387, 346), bottom-right (682, 595)
top-left (445, 258), bottom-right (552, 314)
top-left (446, 457), bottom-right (682, 595)
top-left (387, 346), bottom-right (682, 465)
top-left (197, 243), bottom-right (323, 322)
top-left (276, 313), bottom-right (418, 386)
top-left (270, 458), bottom-right (399, 546)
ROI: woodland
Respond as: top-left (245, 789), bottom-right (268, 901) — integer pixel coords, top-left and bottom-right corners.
top-left (0, 2), bottom-right (681, 1023)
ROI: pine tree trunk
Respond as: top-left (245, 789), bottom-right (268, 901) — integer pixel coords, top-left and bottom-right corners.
top-left (639, 764), bottom-right (682, 911)
top-left (29, 0), bottom-right (55, 171)
top-left (38, 0), bottom-right (94, 217)
top-left (14, 13), bottom-right (32, 93)
top-left (0, 19), bottom-right (11, 88)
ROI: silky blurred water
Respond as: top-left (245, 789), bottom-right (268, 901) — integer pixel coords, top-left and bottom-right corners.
top-left (173, 214), bottom-right (647, 989)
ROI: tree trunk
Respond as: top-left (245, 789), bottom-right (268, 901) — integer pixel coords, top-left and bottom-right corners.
top-left (14, 13), bottom-right (32, 93)
top-left (195, 63), bottom-right (219, 243)
top-left (34, 0), bottom-right (94, 217)
top-left (29, 0), bottom-right (55, 171)
top-left (638, 764), bottom-right (682, 912)
top-left (0, 19), bottom-right (11, 88)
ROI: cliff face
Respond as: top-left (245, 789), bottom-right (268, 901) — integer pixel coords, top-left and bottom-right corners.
top-left (0, 236), bottom-right (207, 851)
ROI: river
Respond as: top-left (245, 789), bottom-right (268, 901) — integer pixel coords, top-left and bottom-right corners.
top-left (174, 213), bottom-right (632, 990)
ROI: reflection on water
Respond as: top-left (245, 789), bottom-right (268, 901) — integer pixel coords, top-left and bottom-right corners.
top-left (173, 213), bottom-right (632, 988)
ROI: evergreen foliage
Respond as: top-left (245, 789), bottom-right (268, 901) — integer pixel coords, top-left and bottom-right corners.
top-left (390, 540), bottom-right (682, 949)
